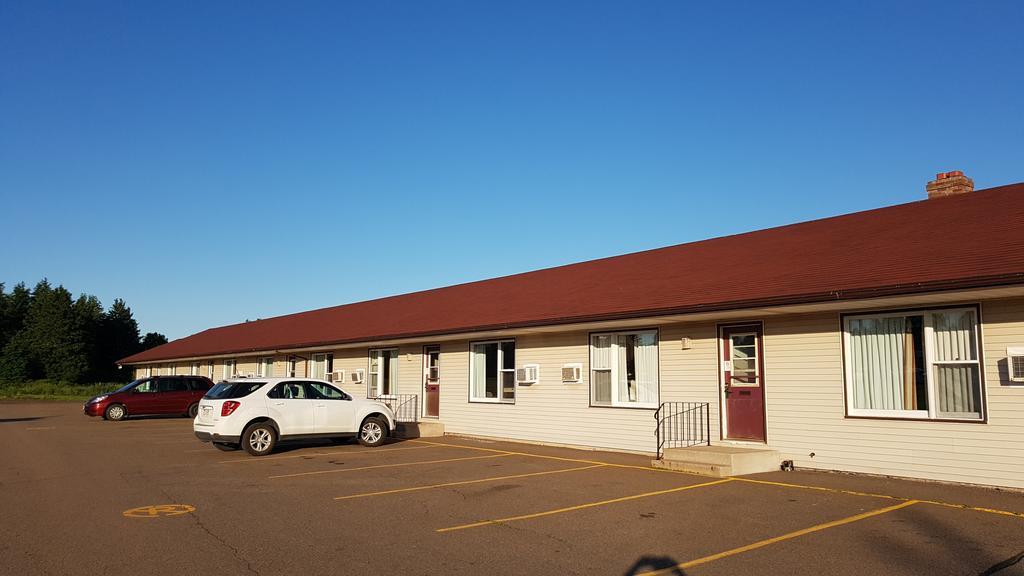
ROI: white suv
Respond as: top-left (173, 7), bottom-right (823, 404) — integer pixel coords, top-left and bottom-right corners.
top-left (193, 378), bottom-right (398, 456)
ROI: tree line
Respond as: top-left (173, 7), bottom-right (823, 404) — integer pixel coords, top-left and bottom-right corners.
top-left (0, 279), bottom-right (167, 384)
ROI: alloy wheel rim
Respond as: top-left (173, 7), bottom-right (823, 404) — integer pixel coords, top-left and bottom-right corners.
top-left (361, 422), bottom-right (382, 443)
top-left (109, 406), bottom-right (123, 419)
top-left (250, 429), bottom-right (272, 452)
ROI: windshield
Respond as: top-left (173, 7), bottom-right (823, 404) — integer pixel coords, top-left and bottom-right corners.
top-left (115, 379), bottom-right (145, 393)
top-left (205, 381), bottom-right (267, 400)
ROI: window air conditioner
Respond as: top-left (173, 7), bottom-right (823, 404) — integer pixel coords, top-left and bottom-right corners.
top-left (516, 364), bottom-right (539, 385)
top-left (561, 364), bottom-right (583, 383)
top-left (327, 370), bottom-right (345, 383)
top-left (1009, 347), bottom-right (1024, 383)
top-left (351, 369), bottom-right (365, 384)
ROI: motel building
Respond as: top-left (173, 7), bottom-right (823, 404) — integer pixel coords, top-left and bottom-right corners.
top-left (120, 172), bottom-right (1024, 490)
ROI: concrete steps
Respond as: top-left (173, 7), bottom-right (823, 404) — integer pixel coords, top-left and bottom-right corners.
top-left (652, 444), bottom-right (781, 477)
top-left (395, 420), bottom-right (445, 439)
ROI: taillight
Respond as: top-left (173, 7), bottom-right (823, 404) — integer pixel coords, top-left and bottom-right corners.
top-left (221, 401), bottom-right (240, 417)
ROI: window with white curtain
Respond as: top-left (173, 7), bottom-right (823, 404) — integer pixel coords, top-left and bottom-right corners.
top-left (470, 340), bottom-right (515, 403)
top-left (590, 330), bottom-right (659, 408)
top-left (258, 357), bottom-right (274, 378)
top-left (844, 307), bottom-right (983, 420)
top-left (223, 359), bottom-right (236, 379)
top-left (310, 353), bottom-right (332, 380)
top-left (369, 349), bottom-right (398, 397)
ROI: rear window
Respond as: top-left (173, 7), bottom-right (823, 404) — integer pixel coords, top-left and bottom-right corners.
top-left (205, 381), bottom-right (267, 399)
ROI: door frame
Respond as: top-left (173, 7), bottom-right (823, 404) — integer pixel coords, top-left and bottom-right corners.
top-left (717, 321), bottom-right (768, 443)
top-left (421, 345), bottom-right (441, 419)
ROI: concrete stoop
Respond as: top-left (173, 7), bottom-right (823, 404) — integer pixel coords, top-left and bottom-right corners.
top-left (652, 445), bottom-right (781, 477)
top-left (395, 421), bottom-right (445, 439)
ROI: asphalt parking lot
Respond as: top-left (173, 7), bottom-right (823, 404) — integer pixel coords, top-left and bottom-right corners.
top-left (2, 401), bottom-right (1023, 576)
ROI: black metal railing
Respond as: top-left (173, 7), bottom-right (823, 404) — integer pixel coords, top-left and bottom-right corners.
top-left (368, 394), bottom-right (419, 423)
top-left (654, 401), bottom-right (710, 459)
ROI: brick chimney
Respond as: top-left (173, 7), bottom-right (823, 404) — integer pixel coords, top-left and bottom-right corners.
top-left (926, 170), bottom-right (974, 199)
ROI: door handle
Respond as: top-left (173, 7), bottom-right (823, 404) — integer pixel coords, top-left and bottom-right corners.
top-left (274, 402), bottom-right (285, 406)
top-left (316, 404), bottom-right (325, 408)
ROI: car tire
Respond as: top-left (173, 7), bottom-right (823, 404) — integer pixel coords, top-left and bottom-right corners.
top-left (187, 403), bottom-right (199, 419)
top-left (104, 404), bottom-right (127, 421)
top-left (213, 442), bottom-right (239, 451)
top-left (242, 423), bottom-right (277, 456)
top-left (358, 416), bottom-right (387, 447)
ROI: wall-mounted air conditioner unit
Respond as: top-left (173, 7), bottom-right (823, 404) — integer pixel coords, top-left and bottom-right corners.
top-left (561, 363), bottom-right (582, 383)
top-left (1009, 347), bottom-right (1024, 383)
top-left (327, 370), bottom-right (345, 383)
top-left (351, 369), bottom-right (365, 384)
top-left (516, 364), bottom-right (539, 385)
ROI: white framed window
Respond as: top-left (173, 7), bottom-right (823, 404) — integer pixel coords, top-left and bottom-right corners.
top-left (470, 340), bottom-right (516, 403)
top-left (223, 359), bottom-right (236, 379)
top-left (190, 362), bottom-right (200, 376)
top-left (843, 307), bottom-right (983, 420)
top-left (369, 348), bottom-right (398, 397)
top-left (287, 357), bottom-right (297, 377)
top-left (590, 330), bottom-right (659, 408)
top-left (207, 361), bottom-right (214, 379)
top-left (310, 353), bottom-right (333, 380)
top-left (258, 357), bottom-right (274, 377)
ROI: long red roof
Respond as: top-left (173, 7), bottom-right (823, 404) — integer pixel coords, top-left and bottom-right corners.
top-left (121, 182), bottom-right (1024, 363)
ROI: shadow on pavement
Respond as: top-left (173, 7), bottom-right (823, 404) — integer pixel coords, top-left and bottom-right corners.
top-left (0, 416), bottom-right (47, 423)
top-left (624, 556), bottom-right (686, 575)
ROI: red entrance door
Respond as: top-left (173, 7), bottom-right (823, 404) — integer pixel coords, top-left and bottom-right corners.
top-left (423, 346), bottom-right (440, 418)
top-left (722, 324), bottom-right (766, 441)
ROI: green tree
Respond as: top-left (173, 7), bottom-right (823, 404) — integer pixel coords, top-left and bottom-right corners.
top-left (97, 299), bottom-right (141, 382)
top-left (0, 282), bottom-right (31, 352)
top-left (140, 332), bottom-right (168, 350)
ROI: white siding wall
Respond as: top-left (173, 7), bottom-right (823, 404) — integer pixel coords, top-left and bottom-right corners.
top-left (125, 295), bottom-right (1024, 488)
top-left (762, 299), bottom-right (1024, 489)
top-left (438, 332), bottom-right (656, 453)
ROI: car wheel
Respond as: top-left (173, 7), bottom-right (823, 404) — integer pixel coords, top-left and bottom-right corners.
top-left (242, 423), bottom-right (277, 456)
top-left (187, 403), bottom-right (200, 418)
top-left (104, 404), bottom-right (127, 421)
top-left (213, 442), bottom-right (239, 451)
top-left (358, 416), bottom-right (387, 447)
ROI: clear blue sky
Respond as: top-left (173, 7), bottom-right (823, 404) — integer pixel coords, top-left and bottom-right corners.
top-left (2, 1), bottom-right (1022, 340)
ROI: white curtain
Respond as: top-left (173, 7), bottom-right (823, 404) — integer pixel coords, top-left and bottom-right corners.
top-left (933, 311), bottom-right (980, 417)
top-left (617, 335), bottom-right (632, 402)
top-left (369, 351), bottom-right (379, 395)
top-left (849, 317), bottom-right (906, 410)
top-left (634, 332), bottom-right (659, 405)
top-left (591, 335), bottom-right (612, 404)
top-left (472, 344), bottom-right (488, 399)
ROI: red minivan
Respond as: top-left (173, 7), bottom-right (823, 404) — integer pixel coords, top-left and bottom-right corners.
top-left (83, 376), bottom-right (214, 421)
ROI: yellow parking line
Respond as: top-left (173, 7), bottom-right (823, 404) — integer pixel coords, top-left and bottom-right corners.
top-left (436, 478), bottom-right (734, 533)
top-left (220, 443), bottom-right (439, 464)
top-left (919, 499), bottom-right (1024, 519)
top-left (736, 477), bottom-right (1024, 520)
top-left (413, 441), bottom-right (1024, 522)
top-left (268, 453), bottom-right (514, 480)
top-left (736, 477), bottom-right (902, 502)
top-left (335, 464), bottom-right (607, 500)
top-left (409, 439), bottom-right (703, 476)
top-left (638, 500), bottom-right (919, 575)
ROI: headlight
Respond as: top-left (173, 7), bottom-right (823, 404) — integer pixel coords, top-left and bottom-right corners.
top-left (89, 395), bottom-right (108, 404)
